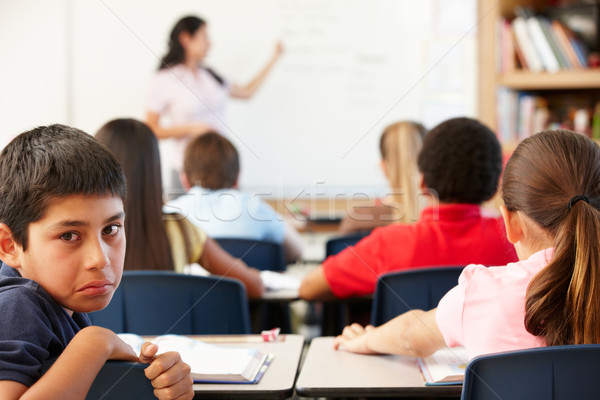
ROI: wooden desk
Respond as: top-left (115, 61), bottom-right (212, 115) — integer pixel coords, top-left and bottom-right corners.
top-left (295, 337), bottom-right (462, 399)
top-left (192, 334), bottom-right (304, 400)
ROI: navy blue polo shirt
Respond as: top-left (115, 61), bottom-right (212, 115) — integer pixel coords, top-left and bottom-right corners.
top-left (0, 263), bottom-right (91, 386)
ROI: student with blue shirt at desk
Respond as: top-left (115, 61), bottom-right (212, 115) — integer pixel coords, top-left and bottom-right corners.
top-left (0, 125), bottom-right (193, 399)
top-left (96, 118), bottom-right (264, 298)
top-left (165, 132), bottom-right (303, 263)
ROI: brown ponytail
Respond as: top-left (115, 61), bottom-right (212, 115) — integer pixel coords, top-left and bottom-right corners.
top-left (502, 130), bottom-right (600, 346)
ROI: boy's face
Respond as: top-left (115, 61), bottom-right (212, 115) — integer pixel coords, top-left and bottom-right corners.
top-left (13, 194), bottom-right (125, 315)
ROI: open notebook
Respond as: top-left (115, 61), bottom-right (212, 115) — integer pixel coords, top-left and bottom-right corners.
top-left (417, 347), bottom-right (468, 386)
top-left (119, 334), bottom-right (273, 384)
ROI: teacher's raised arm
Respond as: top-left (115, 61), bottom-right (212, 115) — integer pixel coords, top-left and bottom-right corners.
top-left (145, 15), bottom-right (282, 189)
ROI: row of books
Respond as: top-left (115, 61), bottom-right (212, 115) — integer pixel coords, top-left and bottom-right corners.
top-left (496, 87), bottom-right (600, 142)
top-left (497, 11), bottom-right (589, 73)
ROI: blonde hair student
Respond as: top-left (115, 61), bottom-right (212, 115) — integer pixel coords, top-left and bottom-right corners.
top-left (339, 121), bottom-right (426, 234)
top-left (333, 129), bottom-right (600, 359)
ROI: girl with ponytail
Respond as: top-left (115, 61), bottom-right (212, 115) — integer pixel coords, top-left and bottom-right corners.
top-left (333, 129), bottom-right (600, 359)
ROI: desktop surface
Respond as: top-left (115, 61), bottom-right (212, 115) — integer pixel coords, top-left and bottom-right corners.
top-left (191, 334), bottom-right (304, 400)
top-left (296, 336), bottom-right (462, 398)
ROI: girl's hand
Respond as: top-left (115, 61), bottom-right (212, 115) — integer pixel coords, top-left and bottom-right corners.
top-left (333, 323), bottom-right (379, 354)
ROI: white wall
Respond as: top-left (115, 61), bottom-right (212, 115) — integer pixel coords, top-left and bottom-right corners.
top-left (0, 0), bottom-right (477, 197)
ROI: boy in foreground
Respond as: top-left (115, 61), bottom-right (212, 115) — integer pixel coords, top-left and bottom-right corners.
top-left (0, 125), bottom-right (193, 399)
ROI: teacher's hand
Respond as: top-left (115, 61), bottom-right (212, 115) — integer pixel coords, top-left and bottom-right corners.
top-left (274, 41), bottom-right (284, 58)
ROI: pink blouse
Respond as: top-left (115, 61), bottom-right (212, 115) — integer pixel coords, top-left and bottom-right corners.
top-left (436, 248), bottom-right (553, 359)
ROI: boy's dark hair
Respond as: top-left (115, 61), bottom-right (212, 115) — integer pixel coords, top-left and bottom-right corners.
top-left (184, 132), bottom-right (239, 190)
top-left (0, 124), bottom-right (127, 250)
top-left (417, 117), bottom-right (502, 204)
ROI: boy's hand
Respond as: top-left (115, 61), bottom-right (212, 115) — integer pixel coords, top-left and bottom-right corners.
top-left (139, 342), bottom-right (194, 400)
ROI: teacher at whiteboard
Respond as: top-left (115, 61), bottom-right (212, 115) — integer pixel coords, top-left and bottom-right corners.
top-left (145, 15), bottom-right (282, 187)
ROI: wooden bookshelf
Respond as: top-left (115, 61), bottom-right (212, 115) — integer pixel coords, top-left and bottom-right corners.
top-left (477, 0), bottom-right (600, 134)
top-left (499, 70), bottom-right (600, 89)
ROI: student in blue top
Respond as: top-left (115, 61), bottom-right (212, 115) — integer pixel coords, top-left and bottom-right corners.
top-left (0, 125), bottom-right (193, 399)
top-left (165, 132), bottom-right (303, 263)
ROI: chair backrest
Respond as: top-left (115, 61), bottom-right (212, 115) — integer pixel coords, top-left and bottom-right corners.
top-left (88, 271), bottom-right (251, 335)
top-left (461, 344), bottom-right (600, 400)
top-left (214, 238), bottom-right (286, 271)
top-left (42, 359), bottom-right (154, 400)
top-left (325, 232), bottom-right (370, 258)
top-left (370, 266), bottom-right (464, 326)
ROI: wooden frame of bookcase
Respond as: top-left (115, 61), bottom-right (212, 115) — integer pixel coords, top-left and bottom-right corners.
top-left (477, 0), bottom-right (600, 133)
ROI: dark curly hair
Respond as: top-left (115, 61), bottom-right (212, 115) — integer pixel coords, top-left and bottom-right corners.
top-left (417, 117), bottom-right (502, 204)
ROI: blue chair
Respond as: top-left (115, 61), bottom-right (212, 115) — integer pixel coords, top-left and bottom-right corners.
top-left (461, 344), bottom-right (600, 400)
top-left (370, 266), bottom-right (464, 326)
top-left (317, 232), bottom-right (372, 335)
top-left (214, 238), bottom-right (286, 271)
top-left (325, 231), bottom-right (370, 258)
top-left (42, 359), bottom-right (154, 399)
top-left (88, 271), bottom-right (251, 335)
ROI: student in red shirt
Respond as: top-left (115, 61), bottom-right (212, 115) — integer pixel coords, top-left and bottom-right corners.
top-left (299, 117), bottom-right (518, 300)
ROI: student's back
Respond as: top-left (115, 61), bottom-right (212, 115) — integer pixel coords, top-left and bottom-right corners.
top-left (334, 129), bottom-right (600, 360)
top-left (300, 117), bottom-right (518, 300)
top-left (322, 204), bottom-right (515, 298)
top-left (95, 119), bottom-right (264, 298)
top-left (167, 132), bottom-right (303, 263)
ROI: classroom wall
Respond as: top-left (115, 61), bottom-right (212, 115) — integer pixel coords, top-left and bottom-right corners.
top-left (0, 0), bottom-right (477, 198)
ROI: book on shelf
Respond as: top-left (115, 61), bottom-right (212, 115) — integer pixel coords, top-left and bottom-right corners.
top-left (551, 20), bottom-right (584, 68)
top-left (119, 333), bottom-right (273, 384)
top-left (512, 16), bottom-right (544, 72)
top-left (417, 347), bottom-right (468, 386)
top-left (526, 16), bottom-right (561, 72)
top-left (539, 17), bottom-right (571, 69)
top-left (500, 5), bottom-right (592, 72)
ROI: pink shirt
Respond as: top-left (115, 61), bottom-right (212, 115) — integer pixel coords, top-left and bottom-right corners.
top-left (436, 248), bottom-right (553, 359)
top-left (147, 65), bottom-right (230, 170)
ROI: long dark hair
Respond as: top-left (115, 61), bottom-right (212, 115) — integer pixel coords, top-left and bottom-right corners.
top-left (95, 119), bottom-right (174, 271)
top-left (158, 15), bottom-right (225, 85)
top-left (159, 16), bottom-right (205, 70)
top-left (502, 129), bottom-right (600, 346)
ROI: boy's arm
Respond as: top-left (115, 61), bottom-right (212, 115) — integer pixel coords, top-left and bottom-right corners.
top-left (332, 309), bottom-right (446, 358)
top-left (299, 267), bottom-right (337, 301)
top-left (0, 326), bottom-right (137, 400)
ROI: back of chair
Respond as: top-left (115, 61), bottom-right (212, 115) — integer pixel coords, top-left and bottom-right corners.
top-left (461, 344), bottom-right (600, 400)
top-left (88, 271), bottom-right (251, 335)
top-left (370, 266), bottom-right (464, 326)
top-left (42, 359), bottom-right (154, 400)
top-left (214, 238), bottom-right (286, 271)
top-left (325, 232), bottom-right (370, 258)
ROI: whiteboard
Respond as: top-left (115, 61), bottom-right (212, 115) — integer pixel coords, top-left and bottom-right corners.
top-left (1, 0), bottom-right (477, 197)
